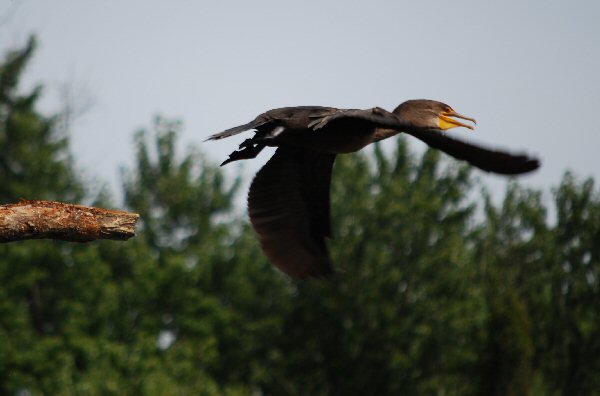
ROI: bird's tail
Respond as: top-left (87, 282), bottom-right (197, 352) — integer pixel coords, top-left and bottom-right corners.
top-left (204, 118), bottom-right (263, 141)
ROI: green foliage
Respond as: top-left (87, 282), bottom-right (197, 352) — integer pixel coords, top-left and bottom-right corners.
top-left (1, 37), bottom-right (600, 396)
top-left (475, 176), bottom-right (600, 396)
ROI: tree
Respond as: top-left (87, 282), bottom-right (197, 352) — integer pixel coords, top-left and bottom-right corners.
top-left (0, 36), bottom-right (91, 394)
top-left (475, 175), bottom-right (600, 395)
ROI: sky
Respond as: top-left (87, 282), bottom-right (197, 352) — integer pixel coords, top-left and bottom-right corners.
top-left (2, 0), bottom-right (600, 204)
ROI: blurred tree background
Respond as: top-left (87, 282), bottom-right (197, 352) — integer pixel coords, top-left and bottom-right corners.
top-left (1, 38), bottom-right (599, 396)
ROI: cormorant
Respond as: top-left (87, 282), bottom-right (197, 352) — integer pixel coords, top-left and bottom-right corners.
top-left (206, 100), bottom-right (540, 278)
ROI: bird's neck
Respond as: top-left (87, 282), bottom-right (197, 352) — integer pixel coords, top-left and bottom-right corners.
top-left (373, 128), bottom-right (401, 142)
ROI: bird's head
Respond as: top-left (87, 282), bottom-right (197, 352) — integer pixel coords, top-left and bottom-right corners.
top-left (392, 99), bottom-right (476, 131)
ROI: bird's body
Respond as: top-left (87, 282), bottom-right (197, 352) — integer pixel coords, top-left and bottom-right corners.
top-left (209, 106), bottom-right (395, 158)
top-left (254, 106), bottom-right (375, 153)
top-left (207, 100), bottom-right (540, 278)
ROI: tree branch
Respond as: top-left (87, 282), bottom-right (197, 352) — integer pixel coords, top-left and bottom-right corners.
top-left (0, 200), bottom-right (139, 242)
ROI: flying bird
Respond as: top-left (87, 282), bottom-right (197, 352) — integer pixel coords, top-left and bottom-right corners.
top-left (206, 100), bottom-right (540, 278)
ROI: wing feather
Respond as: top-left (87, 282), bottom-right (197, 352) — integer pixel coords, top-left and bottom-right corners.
top-left (308, 107), bottom-right (540, 175)
top-left (406, 129), bottom-right (540, 175)
top-left (247, 147), bottom-right (336, 278)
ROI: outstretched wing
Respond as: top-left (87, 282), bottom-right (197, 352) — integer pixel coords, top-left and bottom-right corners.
top-left (247, 146), bottom-right (336, 278)
top-left (309, 107), bottom-right (540, 175)
top-left (406, 129), bottom-right (540, 175)
top-left (308, 107), bottom-right (411, 130)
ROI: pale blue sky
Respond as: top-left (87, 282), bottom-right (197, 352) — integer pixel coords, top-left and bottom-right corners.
top-left (2, 0), bottom-right (600, 201)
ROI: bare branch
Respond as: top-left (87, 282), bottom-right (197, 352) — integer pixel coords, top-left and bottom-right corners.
top-left (0, 200), bottom-right (139, 242)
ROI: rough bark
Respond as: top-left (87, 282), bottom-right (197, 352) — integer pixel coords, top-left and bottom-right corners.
top-left (0, 200), bottom-right (139, 242)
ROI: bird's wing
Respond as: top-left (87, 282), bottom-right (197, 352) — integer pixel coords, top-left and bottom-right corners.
top-left (309, 107), bottom-right (540, 175)
top-left (405, 129), bottom-right (540, 175)
top-left (308, 107), bottom-right (411, 130)
top-left (248, 146), bottom-right (336, 278)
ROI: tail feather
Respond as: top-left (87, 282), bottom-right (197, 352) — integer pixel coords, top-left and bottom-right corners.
top-left (204, 121), bottom-right (256, 141)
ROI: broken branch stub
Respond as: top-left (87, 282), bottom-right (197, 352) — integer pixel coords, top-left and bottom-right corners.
top-left (0, 200), bottom-right (139, 243)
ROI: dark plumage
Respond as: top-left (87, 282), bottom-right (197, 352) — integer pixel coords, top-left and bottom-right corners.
top-left (206, 100), bottom-right (540, 278)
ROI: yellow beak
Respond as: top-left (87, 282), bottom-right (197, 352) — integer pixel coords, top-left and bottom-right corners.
top-left (439, 110), bottom-right (477, 131)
